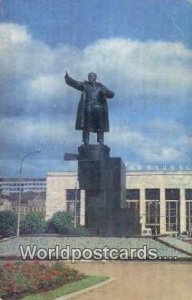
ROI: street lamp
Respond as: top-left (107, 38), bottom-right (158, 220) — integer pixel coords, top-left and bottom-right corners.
top-left (16, 149), bottom-right (41, 237)
top-left (74, 184), bottom-right (78, 229)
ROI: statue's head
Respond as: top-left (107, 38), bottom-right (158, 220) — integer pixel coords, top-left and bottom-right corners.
top-left (88, 72), bottom-right (97, 83)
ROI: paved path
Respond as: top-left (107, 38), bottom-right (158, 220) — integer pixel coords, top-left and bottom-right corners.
top-left (68, 261), bottom-right (192, 300)
top-left (158, 237), bottom-right (192, 255)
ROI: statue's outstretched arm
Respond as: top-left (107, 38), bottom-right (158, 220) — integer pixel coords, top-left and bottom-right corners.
top-left (101, 84), bottom-right (115, 98)
top-left (65, 72), bottom-right (84, 91)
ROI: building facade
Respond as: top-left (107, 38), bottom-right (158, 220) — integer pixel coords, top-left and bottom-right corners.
top-left (45, 172), bottom-right (85, 226)
top-left (0, 198), bottom-right (12, 211)
top-left (0, 192), bottom-right (46, 219)
top-left (0, 178), bottom-right (46, 194)
top-left (12, 193), bottom-right (46, 219)
top-left (46, 171), bottom-right (192, 235)
top-left (126, 171), bottom-right (192, 235)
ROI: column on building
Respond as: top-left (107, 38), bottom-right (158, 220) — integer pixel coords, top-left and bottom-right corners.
top-left (80, 190), bottom-right (85, 226)
top-left (180, 188), bottom-right (186, 233)
top-left (186, 189), bottom-right (192, 232)
top-left (140, 188), bottom-right (146, 230)
top-left (160, 188), bottom-right (166, 234)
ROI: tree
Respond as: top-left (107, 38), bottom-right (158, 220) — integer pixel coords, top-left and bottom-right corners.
top-left (20, 211), bottom-right (46, 234)
top-left (48, 211), bottom-right (73, 234)
top-left (0, 210), bottom-right (17, 237)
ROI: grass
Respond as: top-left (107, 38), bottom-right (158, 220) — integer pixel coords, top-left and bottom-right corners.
top-left (1, 236), bottom-right (190, 258)
top-left (20, 275), bottom-right (109, 300)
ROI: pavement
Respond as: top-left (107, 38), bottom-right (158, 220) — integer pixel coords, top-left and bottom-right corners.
top-left (63, 261), bottom-right (192, 300)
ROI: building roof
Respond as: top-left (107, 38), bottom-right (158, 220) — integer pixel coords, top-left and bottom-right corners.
top-left (0, 178), bottom-right (46, 182)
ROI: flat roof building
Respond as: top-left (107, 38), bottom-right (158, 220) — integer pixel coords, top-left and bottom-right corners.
top-left (46, 171), bottom-right (192, 235)
top-left (0, 178), bottom-right (46, 194)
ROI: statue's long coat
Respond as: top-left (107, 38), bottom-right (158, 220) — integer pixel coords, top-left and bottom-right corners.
top-left (65, 74), bottom-right (114, 132)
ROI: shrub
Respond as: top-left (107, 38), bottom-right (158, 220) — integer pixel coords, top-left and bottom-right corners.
top-left (68, 225), bottom-right (92, 236)
top-left (0, 210), bottom-right (17, 237)
top-left (48, 211), bottom-right (73, 234)
top-left (0, 260), bottom-right (84, 299)
top-left (20, 211), bottom-right (46, 234)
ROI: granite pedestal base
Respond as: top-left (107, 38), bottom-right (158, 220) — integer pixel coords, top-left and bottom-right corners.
top-left (78, 144), bottom-right (140, 236)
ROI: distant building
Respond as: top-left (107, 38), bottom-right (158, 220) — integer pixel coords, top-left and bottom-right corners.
top-left (46, 171), bottom-right (192, 235)
top-left (0, 198), bottom-right (12, 211)
top-left (0, 191), bottom-right (46, 219)
top-left (10, 192), bottom-right (46, 219)
top-left (0, 178), bottom-right (46, 194)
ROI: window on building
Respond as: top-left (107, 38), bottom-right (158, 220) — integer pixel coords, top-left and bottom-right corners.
top-left (66, 189), bottom-right (80, 201)
top-left (165, 189), bottom-right (180, 200)
top-left (66, 189), bottom-right (81, 226)
top-left (166, 202), bottom-right (180, 232)
top-left (66, 201), bottom-right (80, 225)
top-left (126, 189), bottom-right (140, 217)
top-left (126, 189), bottom-right (140, 200)
top-left (126, 201), bottom-right (139, 213)
top-left (145, 189), bottom-right (160, 200)
top-left (186, 201), bottom-right (192, 231)
top-left (185, 189), bottom-right (192, 200)
top-left (146, 201), bottom-right (160, 224)
top-left (145, 189), bottom-right (160, 234)
top-left (146, 199), bottom-right (160, 235)
top-left (67, 202), bottom-right (75, 214)
top-left (165, 189), bottom-right (180, 232)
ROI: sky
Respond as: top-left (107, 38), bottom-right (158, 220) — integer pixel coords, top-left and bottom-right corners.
top-left (0, 0), bottom-right (192, 177)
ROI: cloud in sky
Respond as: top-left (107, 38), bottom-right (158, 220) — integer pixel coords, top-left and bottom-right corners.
top-left (1, 23), bottom-right (192, 105)
top-left (108, 121), bottom-right (188, 163)
top-left (0, 23), bottom-right (192, 176)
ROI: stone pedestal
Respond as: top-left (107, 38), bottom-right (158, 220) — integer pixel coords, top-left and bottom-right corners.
top-left (78, 144), bottom-right (110, 191)
top-left (77, 144), bottom-right (140, 236)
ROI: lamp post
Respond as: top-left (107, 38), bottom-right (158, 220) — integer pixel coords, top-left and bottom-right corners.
top-left (74, 184), bottom-right (78, 229)
top-left (16, 149), bottom-right (41, 237)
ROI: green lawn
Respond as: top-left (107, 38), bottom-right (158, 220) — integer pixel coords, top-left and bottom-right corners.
top-left (21, 275), bottom-right (109, 300)
top-left (1, 236), bottom-right (190, 258)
